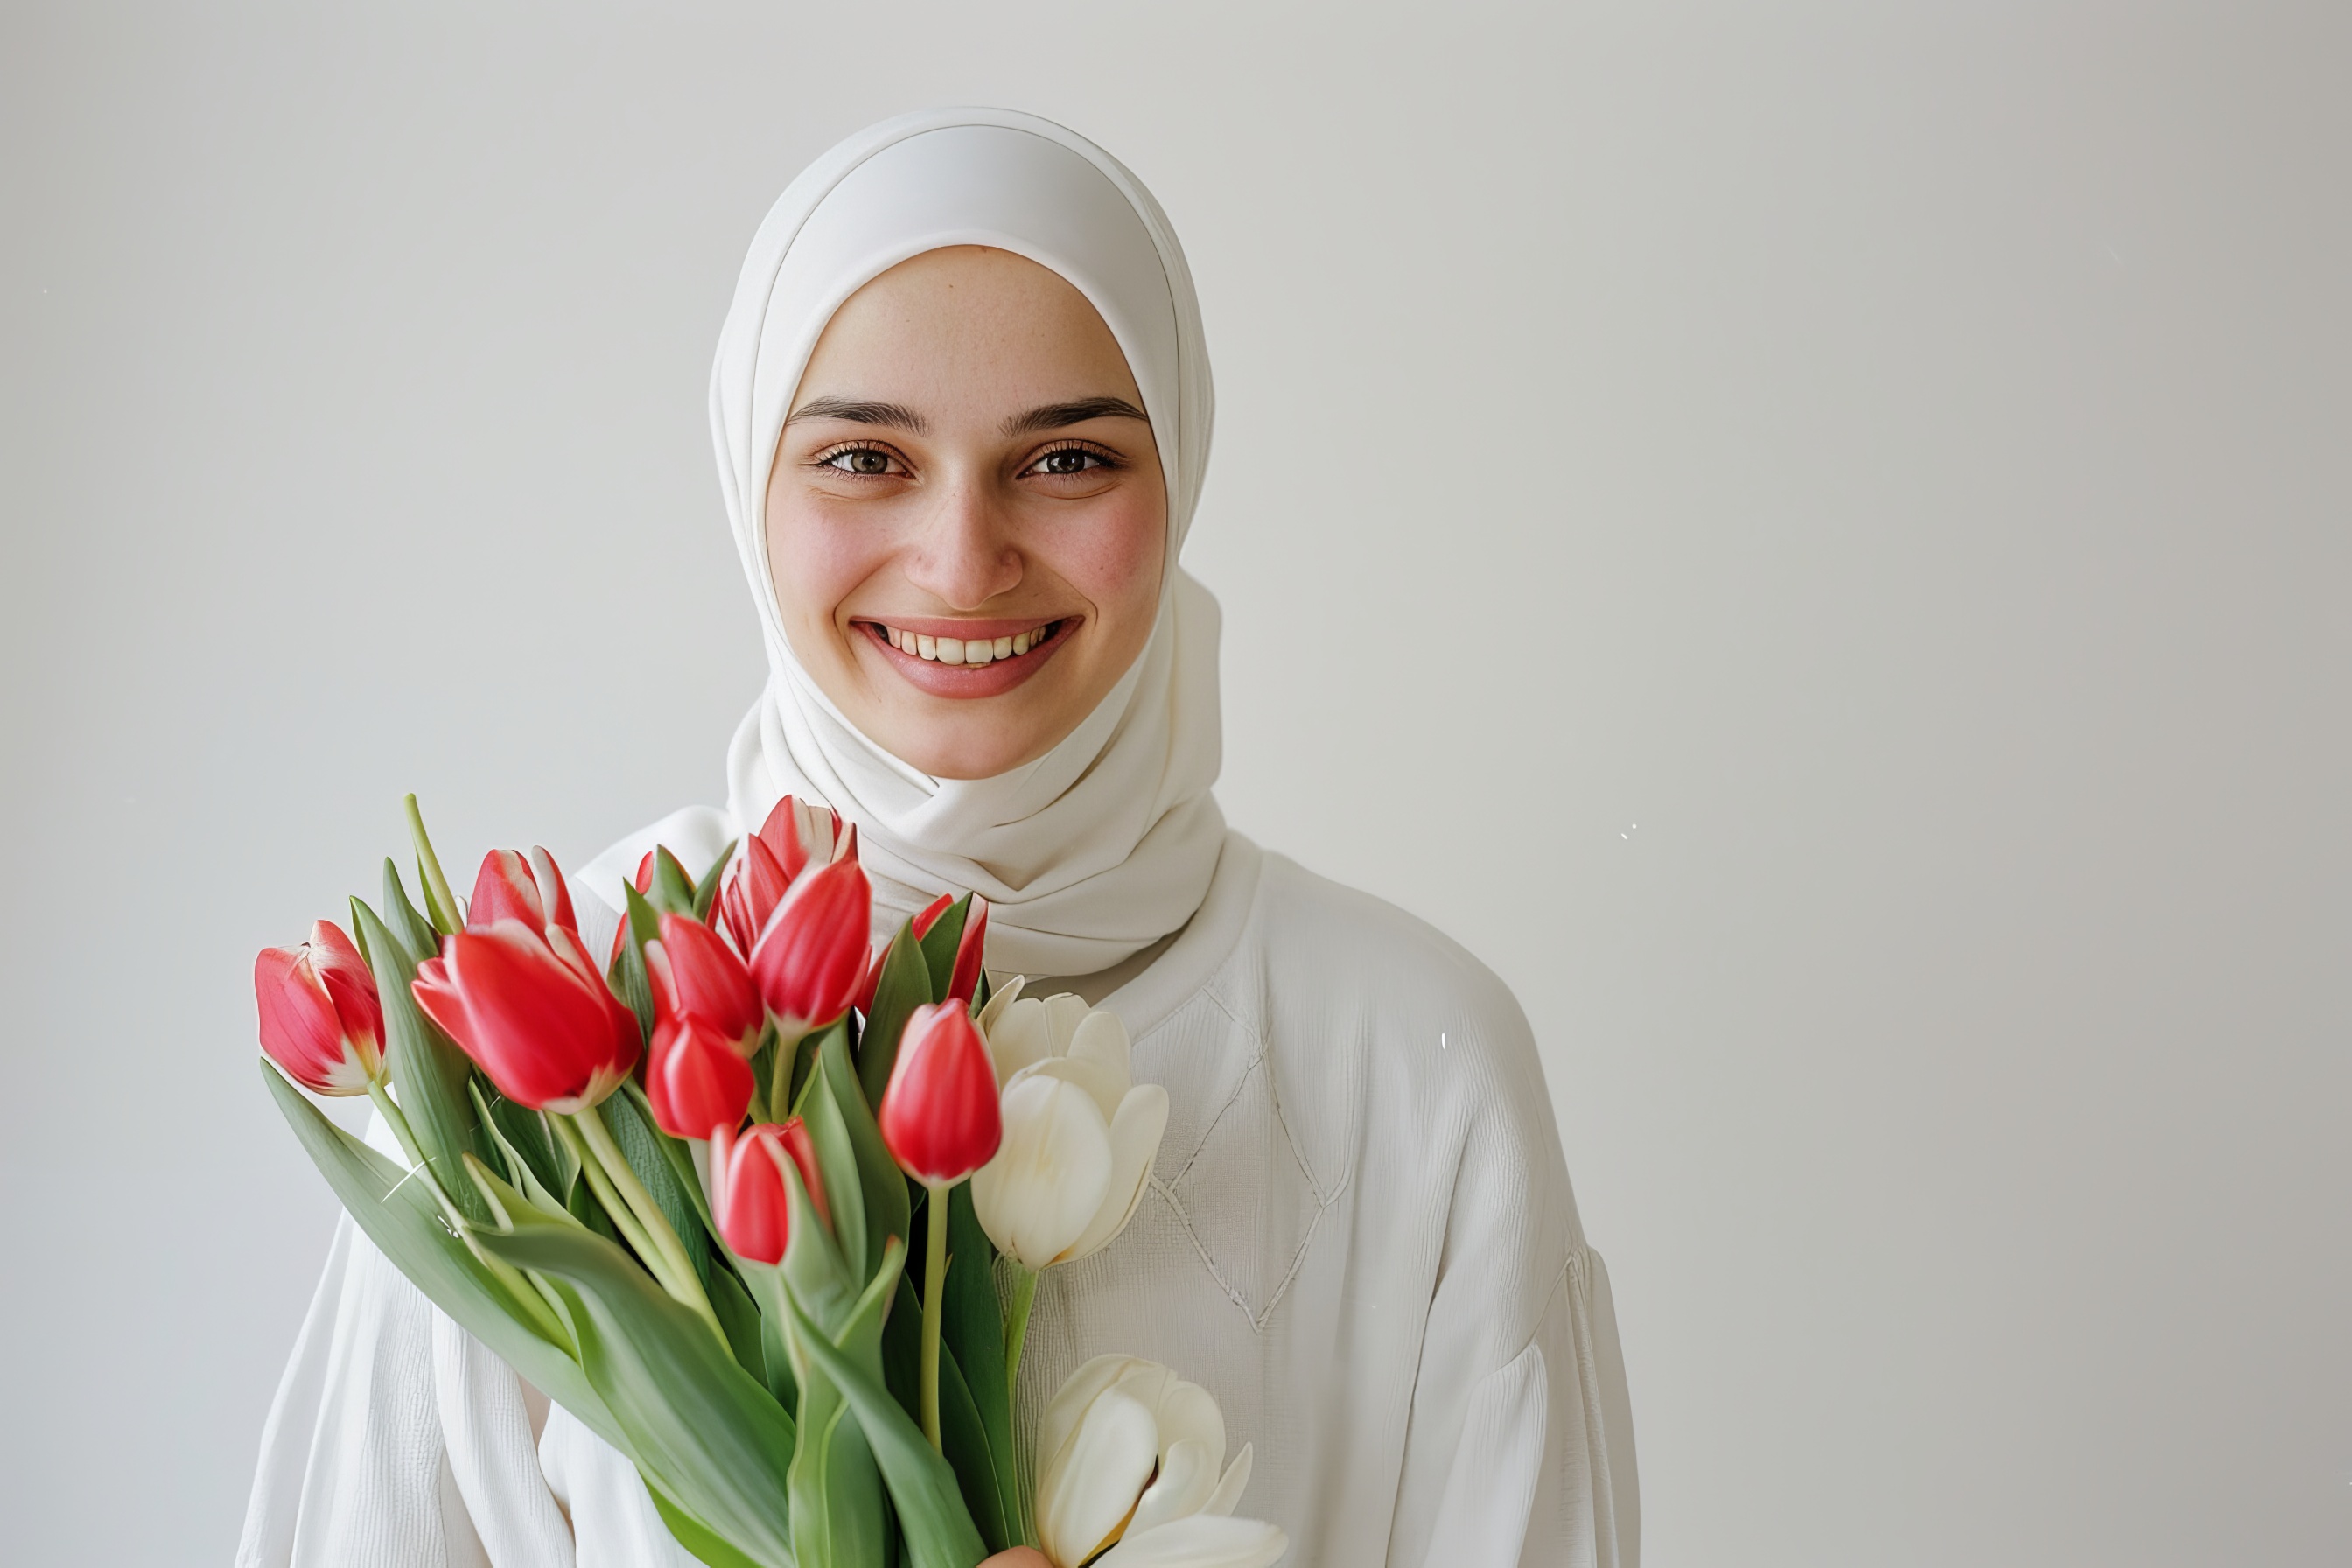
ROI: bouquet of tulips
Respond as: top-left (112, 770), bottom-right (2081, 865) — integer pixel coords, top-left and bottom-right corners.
top-left (253, 796), bottom-right (1286, 1568)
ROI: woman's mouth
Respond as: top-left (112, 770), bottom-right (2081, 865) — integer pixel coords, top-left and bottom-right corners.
top-left (854, 616), bottom-right (1074, 699)
top-left (869, 618), bottom-right (1067, 666)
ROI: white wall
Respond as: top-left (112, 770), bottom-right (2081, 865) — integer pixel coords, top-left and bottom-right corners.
top-left (3, 4), bottom-right (2344, 1563)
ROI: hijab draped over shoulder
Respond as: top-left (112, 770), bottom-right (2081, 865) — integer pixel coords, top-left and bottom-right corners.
top-left (586, 108), bottom-right (1227, 977)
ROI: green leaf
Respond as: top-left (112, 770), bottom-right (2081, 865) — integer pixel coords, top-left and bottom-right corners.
top-left (917, 896), bottom-right (970, 1005)
top-left (620, 1080), bottom-right (719, 1240)
top-left (648, 1485), bottom-right (769, 1568)
top-left (772, 1236), bottom-right (905, 1568)
top-left (351, 899), bottom-right (492, 1226)
top-left (858, 924), bottom-right (933, 1110)
top-left (782, 1270), bottom-right (989, 1568)
top-left (884, 1265), bottom-right (1012, 1555)
top-left (692, 840), bottom-right (738, 923)
top-left (604, 1088), bottom-right (714, 1290)
top-left (476, 1224), bottom-right (798, 1567)
top-left (378, 858), bottom-right (442, 970)
top-left (942, 1186), bottom-right (1021, 1545)
top-left (934, 1310), bottom-right (1012, 1553)
top-left (759, 1307), bottom-right (799, 1411)
top-left (820, 1025), bottom-right (913, 1282)
top-left (260, 1063), bottom-right (623, 1451)
top-left (477, 1083), bottom-right (564, 1200)
top-left (617, 883), bottom-right (662, 1035)
top-left (800, 1052), bottom-right (870, 1286)
top-left (471, 1082), bottom-right (573, 1222)
top-left (651, 847), bottom-right (700, 918)
top-left (709, 1262), bottom-right (773, 1391)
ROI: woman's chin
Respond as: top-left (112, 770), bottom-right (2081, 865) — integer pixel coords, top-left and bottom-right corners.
top-left (872, 716), bottom-right (1068, 780)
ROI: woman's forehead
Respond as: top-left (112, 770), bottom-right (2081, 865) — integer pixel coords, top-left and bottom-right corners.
top-left (794, 246), bottom-right (1144, 416)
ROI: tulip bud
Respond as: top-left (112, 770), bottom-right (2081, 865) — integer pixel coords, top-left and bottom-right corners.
top-left (878, 1002), bottom-right (1003, 1186)
top-left (947, 895), bottom-right (989, 1006)
top-left (467, 846), bottom-right (578, 935)
top-left (414, 917), bottom-right (640, 1113)
top-left (608, 850), bottom-right (657, 965)
top-left (709, 1118), bottom-right (826, 1264)
top-left (748, 855), bottom-right (872, 1040)
top-left (648, 913), bottom-right (762, 1053)
top-left (719, 795), bottom-right (842, 953)
top-left (255, 920), bottom-right (383, 1096)
top-left (645, 1015), bottom-right (756, 1141)
top-left (972, 997), bottom-right (1168, 1270)
top-left (1033, 1356), bottom-right (1284, 1568)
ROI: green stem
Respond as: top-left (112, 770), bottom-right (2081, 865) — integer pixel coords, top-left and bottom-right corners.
top-left (1002, 1264), bottom-right (1039, 1404)
top-left (368, 1078), bottom-right (568, 1346)
top-left (404, 793), bottom-right (462, 936)
top-left (553, 1116), bottom-right (665, 1273)
top-left (571, 1102), bottom-right (731, 1354)
top-left (921, 1181), bottom-right (949, 1451)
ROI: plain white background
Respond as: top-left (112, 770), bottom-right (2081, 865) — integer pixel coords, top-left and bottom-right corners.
top-left (4, 4), bottom-right (2344, 1564)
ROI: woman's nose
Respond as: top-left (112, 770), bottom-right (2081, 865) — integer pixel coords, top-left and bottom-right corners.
top-left (902, 477), bottom-right (1023, 609)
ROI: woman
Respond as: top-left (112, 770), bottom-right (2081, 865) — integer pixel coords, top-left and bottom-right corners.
top-left (239, 108), bottom-right (1637, 1568)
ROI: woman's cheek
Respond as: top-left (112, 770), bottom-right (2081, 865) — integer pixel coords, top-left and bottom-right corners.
top-left (1050, 491), bottom-right (1166, 619)
top-left (767, 501), bottom-right (891, 641)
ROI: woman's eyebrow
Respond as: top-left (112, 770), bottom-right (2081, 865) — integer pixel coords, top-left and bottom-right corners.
top-left (1001, 397), bottom-right (1149, 437)
top-left (785, 396), bottom-right (928, 432)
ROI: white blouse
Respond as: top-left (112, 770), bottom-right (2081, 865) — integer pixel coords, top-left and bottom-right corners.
top-left (237, 833), bottom-right (1639, 1566)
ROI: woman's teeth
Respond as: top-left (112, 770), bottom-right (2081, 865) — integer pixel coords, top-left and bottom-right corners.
top-left (879, 621), bottom-right (1059, 666)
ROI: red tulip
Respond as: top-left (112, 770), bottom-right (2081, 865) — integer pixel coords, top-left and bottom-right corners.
top-left (910, 892), bottom-right (954, 939)
top-left (648, 913), bottom-right (762, 1053)
top-left (947, 896), bottom-right (988, 1006)
top-left (607, 850), bottom-right (656, 965)
top-left (719, 795), bottom-right (843, 953)
top-left (469, 847), bottom-right (578, 936)
top-left (645, 1014), bottom-right (756, 1140)
top-left (878, 1001), bottom-right (1002, 1186)
top-left (255, 920), bottom-right (383, 1095)
top-left (749, 855), bottom-right (872, 1040)
top-left (710, 1118), bottom-right (827, 1264)
top-left (414, 919), bottom-right (640, 1113)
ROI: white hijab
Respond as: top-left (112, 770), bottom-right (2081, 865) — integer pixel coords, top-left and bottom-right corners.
top-left (592, 108), bottom-right (1225, 976)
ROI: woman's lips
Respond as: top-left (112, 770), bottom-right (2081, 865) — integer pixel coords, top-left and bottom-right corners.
top-left (854, 616), bottom-right (1074, 699)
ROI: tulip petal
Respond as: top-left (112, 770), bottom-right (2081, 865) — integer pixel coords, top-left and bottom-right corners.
top-left (1061, 1082), bottom-right (1168, 1264)
top-left (984, 995), bottom-right (1050, 1083)
top-left (1126, 1437), bottom-right (1220, 1539)
top-left (1038, 1387), bottom-right (1160, 1568)
top-left (1043, 992), bottom-right (1091, 1054)
top-left (1068, 1006), bottom-right (1132, 1082)
top-left (1018, 1054), bottom-right (1130, 1123)
top-left (1093, 1513), bottom-right (1288, 1568)
top-left (1152, 1376), bottom-right (1226, 1470)
top-left (1039, 1354), bottom-right (1146, 1482)
top-left (976, 973), bottom-right (1026, 1036)
top-left (1201, 1444), bottom-right (1254, 1518)
top-left (971, 1074), bottom-right (1114, 1270)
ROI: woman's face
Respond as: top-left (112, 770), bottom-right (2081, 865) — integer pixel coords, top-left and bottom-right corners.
top-left (766, 246), bottom-right (1168, 780)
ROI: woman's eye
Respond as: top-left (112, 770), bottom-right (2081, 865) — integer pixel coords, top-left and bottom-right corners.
top-left (822, 448), bottom-right (897, 476)
top-left (1032, 448), bottom-right (1107, 477)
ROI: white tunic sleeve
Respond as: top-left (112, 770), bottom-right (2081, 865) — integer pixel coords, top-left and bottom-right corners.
top-left (1380, 992), bottom-right (1641, 1568)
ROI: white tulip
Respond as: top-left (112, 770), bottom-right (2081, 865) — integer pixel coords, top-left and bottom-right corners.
top-left (970, 987), bottom-right (1169, 1272)
top-left (1034, 1355), bottom-right (1287, 1568)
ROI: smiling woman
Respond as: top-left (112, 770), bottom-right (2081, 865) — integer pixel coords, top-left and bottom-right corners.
top-left (766, 246), bottom-right (1168, 780)
top-left (239, 108), bottom-right (1635, 1568)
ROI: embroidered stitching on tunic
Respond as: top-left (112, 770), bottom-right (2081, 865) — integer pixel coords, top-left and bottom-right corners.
top-left (1144, 987), bottom-right (1349, 1332)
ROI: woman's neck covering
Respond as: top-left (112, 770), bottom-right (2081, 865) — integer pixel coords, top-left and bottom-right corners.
top-left (706, 108), bottom-right (1225, 976)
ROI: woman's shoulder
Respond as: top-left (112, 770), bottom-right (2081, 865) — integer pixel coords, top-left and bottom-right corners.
top-left (1242, 849), bottom-right (1533, 1039)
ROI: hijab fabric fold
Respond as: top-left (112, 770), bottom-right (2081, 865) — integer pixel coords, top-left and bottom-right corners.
top-left (613, 108), bottom-right (1225, 976)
